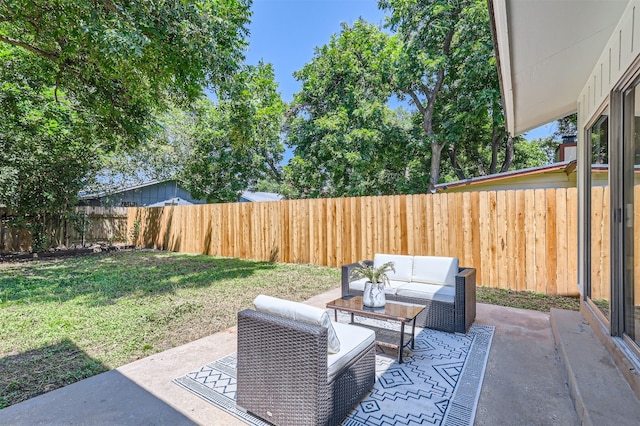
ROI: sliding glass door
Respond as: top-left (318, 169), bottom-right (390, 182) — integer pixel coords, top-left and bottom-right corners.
top-left (623, 85), bottom-right (640, 348)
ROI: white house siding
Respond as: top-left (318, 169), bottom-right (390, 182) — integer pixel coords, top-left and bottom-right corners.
top-left (578, 0), bottom-right (640, 132)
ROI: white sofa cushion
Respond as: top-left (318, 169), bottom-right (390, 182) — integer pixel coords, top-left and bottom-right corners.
top-left (349, 278), bottom-right (404, 295)
top-left (327, 322), bottom-right (375, 382)
top-left (411, 256), bottom-right (459, 286)
top-left (253, 295), bottom-right (340, 353)
top-left (395, 282), bottom-right (456, 303)
top-left (374, 254), bottom-right (414, 282)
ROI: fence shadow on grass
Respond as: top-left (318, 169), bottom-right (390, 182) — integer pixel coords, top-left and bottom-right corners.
top-left (0, 338), bottom-right (108, 409)
top-left (0, 251), bottom-right (278, 306)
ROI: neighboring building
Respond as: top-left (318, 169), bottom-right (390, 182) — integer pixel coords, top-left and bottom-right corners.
top-left (239, 191), bottom-right (283, 203)
top-left (556, 136), bottom-right (578, 162)
top-left (489, 0), bottom-right (640, 398)
top-left (79, 180), bottom-right (205, 207)
top-left (79, 180), bottom-right (282, 207)
top-left (436, 161), bottom-right (578, 193)
top-left (435, 161), bottom-right (636, 194)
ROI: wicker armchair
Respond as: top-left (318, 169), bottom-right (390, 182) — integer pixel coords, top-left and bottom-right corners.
top-left (236, 309), bottom-right (376, 426)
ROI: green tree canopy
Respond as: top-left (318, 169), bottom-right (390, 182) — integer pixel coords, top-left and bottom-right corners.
top-left (179, 62), bottom-right (286, 203)
top-left (0, 46), bottom-right (102, 250)
top-left (285, 20), bottom-right (419, 198)
top-left (379, 0), bottom-right (523, 192)
top-left (0, 1), bottom-right (251, 250)
top-left (96, 62), bottom-right (287, 203)
top-left (0, 0), bottom-right (251, 148)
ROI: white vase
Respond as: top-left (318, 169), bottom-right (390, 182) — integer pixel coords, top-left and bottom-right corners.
top-left (363, 281), bottom-right (386, 308)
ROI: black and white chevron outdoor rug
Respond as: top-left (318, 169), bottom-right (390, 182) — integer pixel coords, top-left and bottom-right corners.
top-left (175, 323), bottom-right (494, 426)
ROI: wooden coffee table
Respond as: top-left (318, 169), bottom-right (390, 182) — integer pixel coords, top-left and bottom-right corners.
top-left (326, 296), bottom-right (425, 364)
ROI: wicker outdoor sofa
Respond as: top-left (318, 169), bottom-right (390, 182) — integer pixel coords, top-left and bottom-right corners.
top-left (342, 254), bottom-right (477, 333)
top-left (236, 295), bottom-right (376, 426)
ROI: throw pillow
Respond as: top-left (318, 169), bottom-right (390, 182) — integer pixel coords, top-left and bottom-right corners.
top-left (253, 294), bottom-right (341, 353)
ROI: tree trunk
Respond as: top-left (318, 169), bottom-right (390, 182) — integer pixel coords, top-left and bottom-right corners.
top-left (488, 126), bottom-right (508, 174)
top-left (428, 141), bottom-right (445, 193)
top-left (500, 135), bottom-right (514, 173)
top-left (448, 146), bottom-right (466, 180)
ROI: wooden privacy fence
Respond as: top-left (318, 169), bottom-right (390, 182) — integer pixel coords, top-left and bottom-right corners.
top-left (0, 207), bottom-right (129, 252)
top-left (129, 188), bottom-right (581, 296)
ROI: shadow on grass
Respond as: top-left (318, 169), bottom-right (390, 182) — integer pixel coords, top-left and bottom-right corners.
top-left (0, 251), bottom-right (277, 306)
top-left (0, 338), bottom-right (108, 409)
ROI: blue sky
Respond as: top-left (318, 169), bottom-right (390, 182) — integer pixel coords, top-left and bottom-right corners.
top-left (245, 0), bottom-right (552, 142)
top-left (245, 0), bottom-right (385, 103)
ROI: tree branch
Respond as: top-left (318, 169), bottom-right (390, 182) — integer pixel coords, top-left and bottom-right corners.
top-left (0, 35), bottom-right (58, 61)
top-left (419, 82), bottom-right (432, 99)
top-left (407, 89), bottom-right (426, 116)
top-left (489, 125), bottom-right (500, 174)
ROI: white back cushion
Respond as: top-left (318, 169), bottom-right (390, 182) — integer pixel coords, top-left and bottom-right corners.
top-left (411, 256), bottom-right (459, 286)
top-left (373, 254), bottom-right (413, 282)
top-left (253, 294), bottom-right (340, 353)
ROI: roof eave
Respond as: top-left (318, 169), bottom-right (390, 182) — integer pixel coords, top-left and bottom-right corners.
top-left (488, 0), bottom-right (515, 136)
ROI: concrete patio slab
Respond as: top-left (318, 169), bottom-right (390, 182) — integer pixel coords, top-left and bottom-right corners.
top-left (0, 288), bottom-right (585, 425)
top-left (551, 308), bottom-right (640, 426)
top-left (474, 304), bottom-right (579, 426)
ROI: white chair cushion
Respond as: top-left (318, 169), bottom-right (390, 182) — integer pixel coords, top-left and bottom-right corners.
top-left (373, 254), bottom-right (414, 282)
top-left (327, 322), bottom-right (375, 382)
top-left (253, 295), bottom-right (341, 353)
top-left (349, 278), bottom-right (404, 295)
top-left (411, 256), bottom-right (459, 286)
top-left (395, 282), bottom-right (456, 303)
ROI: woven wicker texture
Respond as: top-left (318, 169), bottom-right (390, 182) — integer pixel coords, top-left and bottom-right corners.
top-left (342, 260), bottom-right (476, 333)
top-left (236, 309), bottom-right (375, 426)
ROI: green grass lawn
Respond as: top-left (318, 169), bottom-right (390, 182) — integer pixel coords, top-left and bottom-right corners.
top-left (0, 250), bottom-right (340, 409)
top-left (0, 250), bottom-right (580, 409)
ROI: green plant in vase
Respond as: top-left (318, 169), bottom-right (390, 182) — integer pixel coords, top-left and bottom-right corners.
top-left (350, 261), bottom-right (395, 307)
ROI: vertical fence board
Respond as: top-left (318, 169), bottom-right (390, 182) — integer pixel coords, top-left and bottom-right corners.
top-left (406, 195), bottom-right (416, 254)
top-left (545, 189), bottom-right (558, 295)
top-left (591, 187), bottom-right (604, 300)
top-left (399, 196), bottom-right (408, 254)
top-left (309, 199), bottom-right (317, 264)
top-left (471, 191), bottom-right (482, 284)
top-left (496, 191), bottom-right (508, 289)
top-left (555, 189), bottom-right (568, 295)
top-left (505, 191), bottom-right (517, 291)
top-left (514, 190), bottom-right (526, 292)
top-left (534, 189), bottom-right (548, 294)
top-left (425, 195), bottom-right (435, 255)
top-left (524, 190), bottom-right (537, 292)
top-left (488, 192), bottom-right (498, 289)
top-left (341, 198), bottom-right (350, 264)
top-left (478, 192), bottom-right (490, 287)
top-left (326, 198), bottom-right (336, 267)
top-left (433, 194), bottom-right (443, 255)
top-left (602, 185), bottom-right (611, 303)
top-left (441, 194), bottom-right (451, 257)
top-left (453, 193), bottom-right (464, 264)
top-left (462, 192), bottom-right (473, 268)
top-left (353, 197), bottom-right (362, 262)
